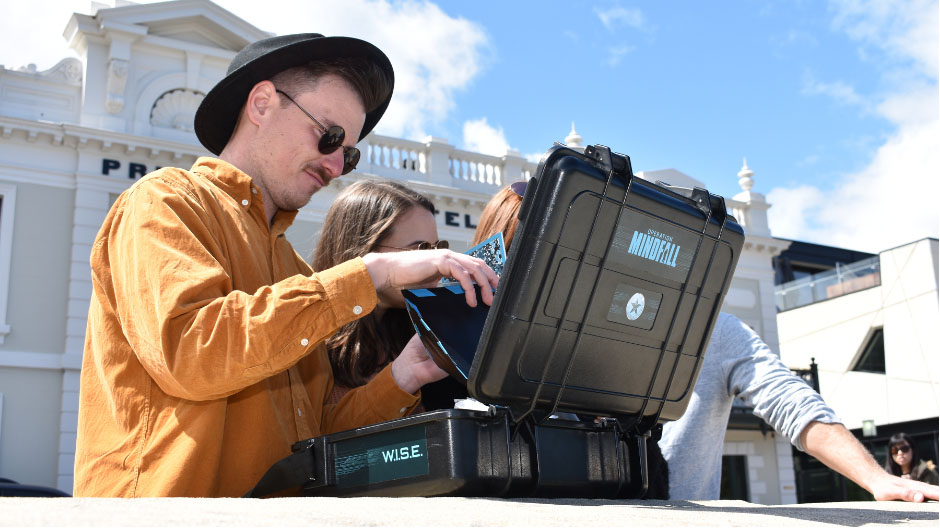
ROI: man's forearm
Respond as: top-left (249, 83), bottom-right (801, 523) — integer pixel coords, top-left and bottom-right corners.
top-left (800, 421), bottom-right (883, 491)
top-left (800, 420), bottom-right (939, 502)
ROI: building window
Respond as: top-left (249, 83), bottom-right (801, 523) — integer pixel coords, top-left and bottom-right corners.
top-left (0, 184), bottom-right (15, 343)
top-left (720, 455), bottom-right (750, 501)
top-left (852, 328), bottom-right (885, 374)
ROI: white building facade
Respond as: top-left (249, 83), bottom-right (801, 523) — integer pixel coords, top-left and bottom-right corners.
top-left (1, 0), bottom-right (794, 500)
top-left (777, 238), bottom-right (939, 431)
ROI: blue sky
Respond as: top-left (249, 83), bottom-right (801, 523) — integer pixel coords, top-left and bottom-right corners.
top-left (1, 0), bottom-right (937, 252)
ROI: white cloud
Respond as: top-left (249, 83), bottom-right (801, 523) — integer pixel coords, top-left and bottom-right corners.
top-left (875, 81), bottom-right (938, 127)
top-left (769, 111), bottom-right (938, 252)
top-left (594, 6), bottom-right (646, 32)
top-left (0, 0), bottom-right (87, 70)
top-left (212, 0), bottom-right (491, 140)
top-left (525, 152), bottom-right (544, 163)
top-left (462, 117), bottom-right (511, 157)
top-left (767, 0), bottom-right (939, 252)
top-left (796, 154), bottom-right (821, 167)
top-left (0, 0), bottom-right (490, 142)
top-left (829, 0), bottom-right (938, 79)
top-left (592, 6), bottom-right (648, 67)
top-left (606, 45), bottom-right (635, 67)
top-left (801, 72), bottom-right (867, 109)
top-left (766, 185), bottom-right (827, 240)
top-left (783, 30), bottom-right (819, 47)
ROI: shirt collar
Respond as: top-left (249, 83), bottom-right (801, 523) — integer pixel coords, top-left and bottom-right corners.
top-left (191, 157), bottom-right (255, 202)
top-left (192, 157), bottom-right (300, 237)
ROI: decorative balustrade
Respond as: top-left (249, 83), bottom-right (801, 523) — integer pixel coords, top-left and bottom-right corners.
top-left (358, 133), bottom-right (537, 194)
top-left (449, 148), bottom-right (503, 186)
top-left (362, 135), bottom-right (427, 178)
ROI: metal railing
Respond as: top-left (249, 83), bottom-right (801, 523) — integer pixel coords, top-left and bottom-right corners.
top-left (775, 256), bottom-right (881, 312)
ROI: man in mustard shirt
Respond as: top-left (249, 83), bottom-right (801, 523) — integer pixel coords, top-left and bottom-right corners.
top-left (74, 33), bottom-right (498, 497)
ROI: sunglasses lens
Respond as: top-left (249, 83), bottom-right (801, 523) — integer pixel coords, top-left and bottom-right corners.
top-left (342, 147), bottom-right (361, 175)
top-left (510, 181), bottom-right (527, 197)
top-left (318, 125), bottom-right (346, 155)
top-left (436, 240), bottom-right (449, 250)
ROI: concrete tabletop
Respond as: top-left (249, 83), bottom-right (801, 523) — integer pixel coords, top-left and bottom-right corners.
top-left (1, 497), bottom-right (937, 527)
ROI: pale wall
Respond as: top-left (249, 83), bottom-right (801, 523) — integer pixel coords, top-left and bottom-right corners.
top-left (0, 366), bottom-right (63, 487)
top-left (0, 181), bottom-right (74, 355)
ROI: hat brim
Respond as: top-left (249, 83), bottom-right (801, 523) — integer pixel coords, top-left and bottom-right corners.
top-left (195, 35), bottom-right (393, 155)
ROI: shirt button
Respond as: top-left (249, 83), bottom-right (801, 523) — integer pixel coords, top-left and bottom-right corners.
top-left (300, 338), bottom-right (309, 346)
top-left (399, 407), bottom-right (407, 414)
top-left (241, 199), bottom-right (249, 206)
top-left (251, 188), bottom-right (258, 194)
top-left (353, 305), bottom-right (363, 315)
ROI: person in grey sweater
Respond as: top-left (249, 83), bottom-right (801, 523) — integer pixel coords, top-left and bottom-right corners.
top-left (660, 312), bottom-right (939, 502)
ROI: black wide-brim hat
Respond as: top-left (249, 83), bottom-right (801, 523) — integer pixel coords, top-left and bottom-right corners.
top-left (195, 33), bottom-right (394, 155)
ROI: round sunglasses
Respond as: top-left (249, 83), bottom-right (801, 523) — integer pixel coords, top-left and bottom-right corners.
top-left (275, 89), bottom-right (360, 175)
top-left (377, 240), bottom-right (449, 251)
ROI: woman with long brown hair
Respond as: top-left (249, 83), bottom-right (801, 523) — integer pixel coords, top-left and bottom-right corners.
top-left (313, 179), bottom-right (463, 407)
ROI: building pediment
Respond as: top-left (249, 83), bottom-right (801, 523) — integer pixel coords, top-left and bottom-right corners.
top-left (92, 0), bottom-right (270, 52)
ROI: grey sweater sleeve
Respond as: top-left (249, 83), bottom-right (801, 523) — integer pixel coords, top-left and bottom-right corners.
top-left (722, 315), bottom-right (841, 451)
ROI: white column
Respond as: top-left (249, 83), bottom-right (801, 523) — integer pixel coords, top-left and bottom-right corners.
top-left (775, 434), bottom-right (798, 504)
top-left (424, 136), bottom-right (454, 187)
top-left (500, 149), bottom-right (526, 185)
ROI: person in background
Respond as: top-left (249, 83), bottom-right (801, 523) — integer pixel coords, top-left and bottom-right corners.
top-left (471, 182), bottom-right (526, 247)
top-left (312, 179), bottom-right (466, 409)
top-left (884, 433), bottom-right (939, 485)
top-left (74, 33), bottom-right (498, 498)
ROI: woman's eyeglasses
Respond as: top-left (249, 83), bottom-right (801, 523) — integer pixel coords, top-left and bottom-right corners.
top-left (275, 89), bottom-right (360, 175)
top-left (377, 240), bottom-right (449, 252)
top-left (891, 444), bottom-right (912, 455)
top-left (510, 181), bottom-right (527, 197)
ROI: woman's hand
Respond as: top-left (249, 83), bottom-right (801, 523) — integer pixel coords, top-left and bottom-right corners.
top-left (390, 333), bottom-right (448, 394)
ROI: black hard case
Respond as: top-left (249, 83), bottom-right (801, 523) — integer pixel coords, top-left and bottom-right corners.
top-left (252, 145), bottom-right (744, 499)
top-left (295, 409), bottom-right (648, 498)
top-left (470, 145), bottom-right (744, 429)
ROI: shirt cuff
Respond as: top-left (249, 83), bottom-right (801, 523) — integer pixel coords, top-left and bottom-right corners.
top-left (318, 257), bottom-right (379, 329)
top-left (364, 364), bottom-right (421, 419)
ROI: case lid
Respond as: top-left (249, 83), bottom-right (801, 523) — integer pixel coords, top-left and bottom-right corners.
top-left (407, 144), bottom-right (744, 431)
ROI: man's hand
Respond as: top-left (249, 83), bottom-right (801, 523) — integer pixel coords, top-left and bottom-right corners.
top-left (867, 473), bottom-right (939, 502)
top-left (390, 333), bottom-right (448, 394)
top-left (362, 249), bottom-right (499, 308)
